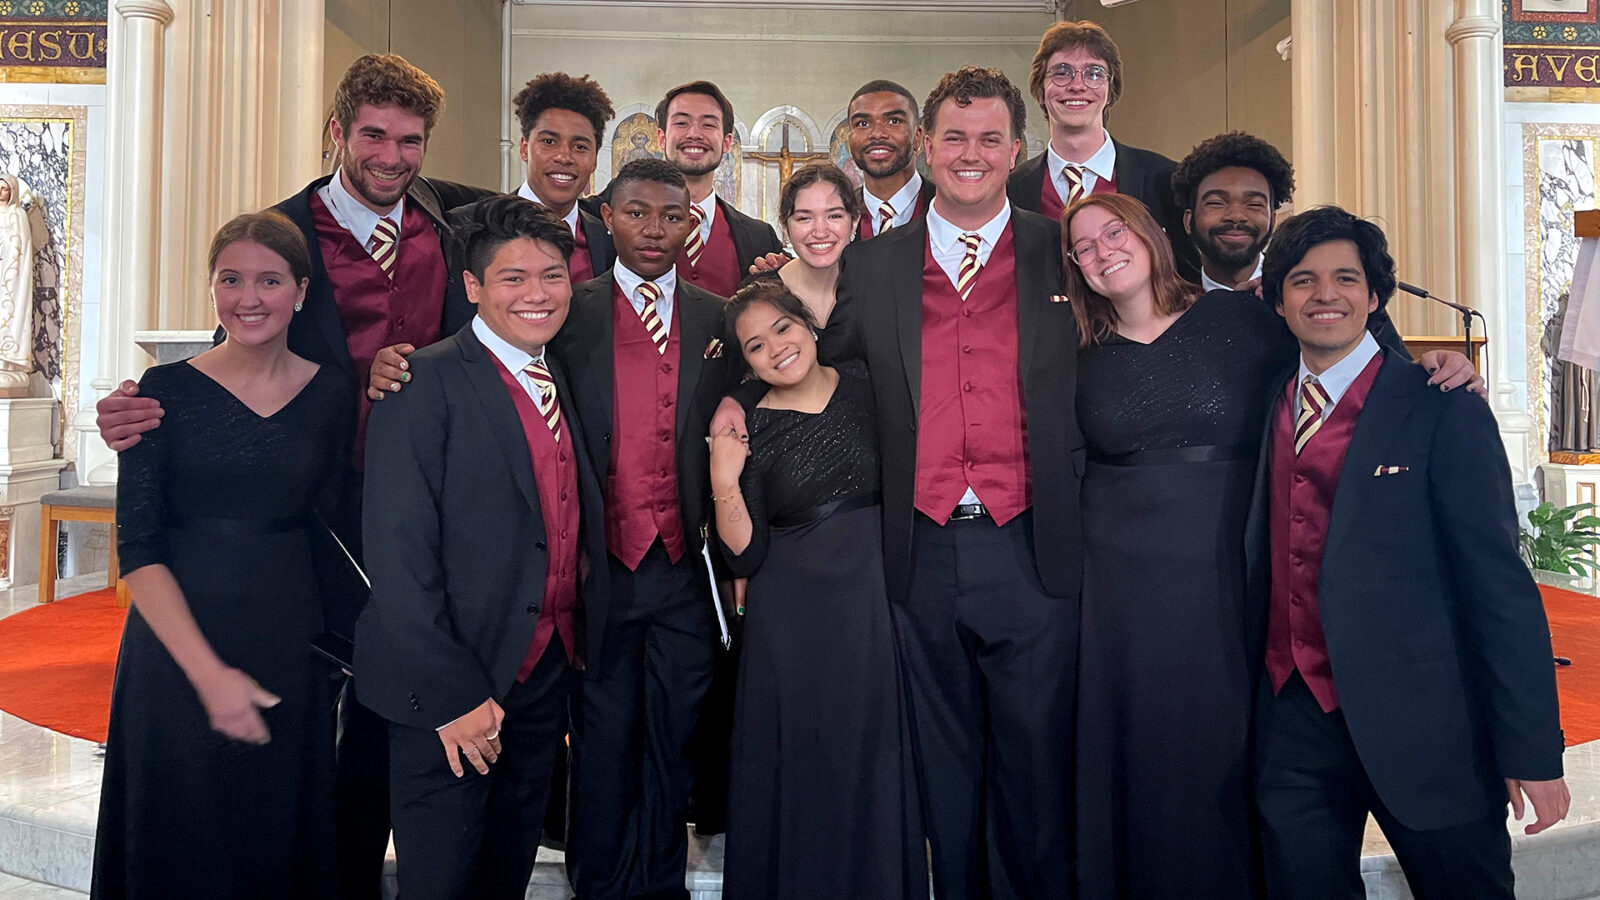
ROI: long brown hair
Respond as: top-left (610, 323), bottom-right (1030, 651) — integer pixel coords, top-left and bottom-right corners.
top-left (1060, 193), bottom-right (1198, 348)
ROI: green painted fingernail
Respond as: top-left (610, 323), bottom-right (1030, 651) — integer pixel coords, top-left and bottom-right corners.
top-left (401, 372), bottom-right (411, 382)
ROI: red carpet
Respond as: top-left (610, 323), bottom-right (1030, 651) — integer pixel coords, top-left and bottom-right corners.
top-left (0, 585), bottom-right (1596, 748)
top-left (1544, 584), bottom-right (1600, 747)
top-left (0, 587), bottom-right (123, 742)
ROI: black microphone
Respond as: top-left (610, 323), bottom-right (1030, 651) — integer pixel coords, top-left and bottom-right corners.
top-left (1396, 280), bottom-right (1479, 316)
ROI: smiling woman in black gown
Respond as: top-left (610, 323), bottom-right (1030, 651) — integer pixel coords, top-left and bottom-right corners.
top-left (710, 280), bottom-right (920, 900)
top-left (92, 212), bottom-right (349, 900)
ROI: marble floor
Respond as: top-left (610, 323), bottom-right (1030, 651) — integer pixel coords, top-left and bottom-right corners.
top-left (0, 573), bottom-right (1598, 898)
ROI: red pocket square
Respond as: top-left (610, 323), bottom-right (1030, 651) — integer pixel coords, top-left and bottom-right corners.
top-left (1050, 294), bottom-right (1072, 304)
top-left (704, 338), bottom-right (724, 359)
top-left (1373, 465), bottom-right (1411, 477)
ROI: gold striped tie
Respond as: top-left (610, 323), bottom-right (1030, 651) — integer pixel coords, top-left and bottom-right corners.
top-left (877, 200), bottom-right (896, 236)
top-left (955, 233), bottom-right (983, 301)
top-left (637, 282), bottom-right (669, 355)
top-left (1294, 376), bottom-right (1330, 454)
top-left (523, 359), bottom-right (562, 442)
top-left (1063, 163), bottom-right (1087, 207)
top-left (369, 217), bottom-right (400, 279)
top-left (684, 205), bottom-right (706, 267)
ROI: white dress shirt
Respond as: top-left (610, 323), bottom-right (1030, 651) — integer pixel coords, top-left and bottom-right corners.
top-left (318, 167), bottom-right (405, 248)
top-left (924, 201), bottom-right (1013, 507)
top-left (1200, 257), bottom-right (1265, 293)
top-left (614, 262), bottom-right (678, 330)
top-left (517, 181), bottom-right (582, 238)
top-left (863, 172), bottom-right (925, 234)
top-left (1298, 331), bottom-right (1381, 417)
top-left (471, 315), bottom-right (551, 406)
top-left (1047, 129), bottom-right (1118, 199)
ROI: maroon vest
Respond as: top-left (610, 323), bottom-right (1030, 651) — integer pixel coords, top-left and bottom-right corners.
top-left (311, 194), bottom-right (448, 466)
top-left (604, 284), bottom-right (687, 569)
top-left (858, 184), bottom-right (930, 241)
top-left (569, 216), bottom-right (595, 285)
top-left (1039, 162), bottom-right (1119, 222)
top-left (914, 225), bottom-right (1030, 525)
top-left (1266, 352), bottom-right (1384, 713)
top-left (676, 202), bottom-right (741, 299)
top-left (492, 359), bottom-right (582, 674)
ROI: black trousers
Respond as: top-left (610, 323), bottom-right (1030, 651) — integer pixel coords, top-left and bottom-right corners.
top-left (568, 544), bottom-right (718, 900)
top-left (1254, 672), bottom-right (1514, 900)
top-left (900, 511), bottom-right (1077, 900)
top-left (334, 690), bottom-right (389, 900)
top-left (388, 639), bottom-right (578, 900)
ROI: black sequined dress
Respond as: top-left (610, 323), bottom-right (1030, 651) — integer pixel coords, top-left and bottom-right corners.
top-left (1072, 291), bottom-right (1296, 899)
top-left (719, 363), bottom-right (921, 900)
top-left (92, 359), bottom-right (348, 900)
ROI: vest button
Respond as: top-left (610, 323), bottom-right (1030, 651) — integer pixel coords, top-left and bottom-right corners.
top-left (963, 382), bottom-right (973, 392)
top-left (1294, 474), bottom-right (1306, 484)
top-left (962, 346), bottom-right (972, 353)
top-left (660, 432), bottom-right (670, 442)
top-left (560, 492), bottom-right (569, 501)
top-left (536, 541), bottom-right (547, 551)
top-left (661, 397), bottom-right (671, 407)
top-left (1294, 638), bottom-right (1305, 648)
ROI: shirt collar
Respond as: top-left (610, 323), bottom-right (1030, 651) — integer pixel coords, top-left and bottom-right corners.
top-left (692, 193), bottom-right (718, 233)
top-left (926, 201), bottom-right (1011, 254)
top-left (325, 167), bottom-right (405, 247)
top-left (517, 181), bottom-right (581, 235)
top-left (865, 171), bottom-right (924, 217)
top-left (613, 260), bottom-right (677, 302)
top-left (471, 314), bottom-right (544, 375)
top-left (1298, 330), bottom-right (1381, 412)
top-left (1200, 257), bottom-right (1264, 293)
top-left (1047, 129), bottom-right (1117, 184)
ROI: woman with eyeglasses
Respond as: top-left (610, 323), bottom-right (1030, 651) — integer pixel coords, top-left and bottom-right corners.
top-left (1061, 192), bottom-right (1293, 900)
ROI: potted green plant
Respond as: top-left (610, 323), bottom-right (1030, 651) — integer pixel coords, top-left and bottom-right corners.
top-left (1521, 500), bottom-right (1600, 590)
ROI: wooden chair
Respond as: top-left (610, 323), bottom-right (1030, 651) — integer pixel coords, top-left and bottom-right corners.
top-left (39, 486), bottom-right (127, 607)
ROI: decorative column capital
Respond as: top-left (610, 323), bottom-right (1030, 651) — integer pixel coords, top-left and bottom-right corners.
top-left (115, 0), bottom-right (174, 25)
top-left (1445, 15), bottom-right (1500, 45)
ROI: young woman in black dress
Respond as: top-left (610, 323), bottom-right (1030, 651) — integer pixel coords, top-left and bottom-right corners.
top-left (709, 280), bottom-right (920, 900)
top-left (93, 212), bottom-right (349, 899)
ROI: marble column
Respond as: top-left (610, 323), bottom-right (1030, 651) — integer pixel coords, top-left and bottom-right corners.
top-left (1290, 0), bottom-right (1337, 209)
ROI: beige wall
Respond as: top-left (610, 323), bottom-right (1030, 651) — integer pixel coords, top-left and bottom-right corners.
top-left (325, 0), bottom-right (503, 189)
top-left (1065, 0), bottom-right (1293, 164)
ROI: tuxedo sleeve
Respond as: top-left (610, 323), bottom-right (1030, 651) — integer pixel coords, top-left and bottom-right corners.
top-left (358, 358), bottom-right (496, 729)
top-left (1429, 392), bottom-right (1564, 780)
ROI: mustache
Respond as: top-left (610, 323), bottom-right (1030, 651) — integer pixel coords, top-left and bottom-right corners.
top-left (1208, 224), bottom-right (1261, 239)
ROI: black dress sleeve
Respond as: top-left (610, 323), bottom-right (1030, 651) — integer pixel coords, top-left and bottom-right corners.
top-left (718, 459), bottom-right (769, 579)
top-left (115, 366), bottom-right (175, 576)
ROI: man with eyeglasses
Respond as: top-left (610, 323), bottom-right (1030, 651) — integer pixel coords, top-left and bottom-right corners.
top-left (1008, 20), bottom-right (1201, 280)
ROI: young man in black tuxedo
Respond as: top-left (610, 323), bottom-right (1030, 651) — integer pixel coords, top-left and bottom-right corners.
top-left (847, 79), bottom-right (934, 240)
top-left (1006, 20), bottom-right (1198, 280)
top-left (356, 196), bottom-right (605, 900)
top-left (95, 53), bottom-right (492, 900)
top-left (506, 72), bottom-right (616, 283)
top-left (555, 158), bottom-right (737, 900)
top-left (1248, 205), bottom-right (1568, 899)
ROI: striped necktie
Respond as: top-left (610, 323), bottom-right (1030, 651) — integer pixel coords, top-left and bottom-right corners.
top-left (684, 205), bottom-right (706, 267)
top-left (877, 200), bottom-right (896, 236)
top-left (369, 217), bottom-right (400, 278)
top-left (955, 232), bottom-right (983, 301)
top-left (1063, 163), bottom-right (1087, 207)
top-left (524, 359), bottom-right (562, 442)
top-left (637, 282), bottom-right (669, 355)
top-left (1294, 375), bottom-right (1330, 454)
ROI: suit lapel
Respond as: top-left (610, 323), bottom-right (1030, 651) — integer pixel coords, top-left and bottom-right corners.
top-left (675, 284), bottom-right (714, 441)
top-left (580, 209), bottom-right (615, 273)
top-left (1244, 369), bottom-right (1295, 584)
top-left (566, 275), bottom-right (616, 446)
top-left (717, 197), bottom-right (750, 270)
top-left (1323, 353), bottom-right (1416, 562)
top-left (1110, 138), bottom-right (1141, 196)
top-left (285, 180), bottom-right (357, 377)
top-left (892, 224), bottom-right (926, 413)
top-left (456, 326), bottom-right (542, 514)
top-left (1013, 209), bottom-right (1044, 379)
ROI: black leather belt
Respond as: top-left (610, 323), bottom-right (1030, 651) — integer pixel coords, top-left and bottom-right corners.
top-left (948, 503), bottom-right (990, 522)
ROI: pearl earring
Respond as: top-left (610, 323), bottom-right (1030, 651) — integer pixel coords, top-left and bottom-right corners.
top-left (293, 301), bottom-right (303, 312)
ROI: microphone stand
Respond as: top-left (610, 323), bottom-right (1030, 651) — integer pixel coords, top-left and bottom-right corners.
top-left (1397, 280), bottom-right (1482, 362)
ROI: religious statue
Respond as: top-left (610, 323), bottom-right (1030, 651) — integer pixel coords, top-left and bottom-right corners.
top-left (1547, 290), bottom-right (1600, 452)
top-left (0, 173), bottom-right (35, 396)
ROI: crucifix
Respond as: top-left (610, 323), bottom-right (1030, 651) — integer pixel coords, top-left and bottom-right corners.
top-left (748, 122), bottom-right (828, 184)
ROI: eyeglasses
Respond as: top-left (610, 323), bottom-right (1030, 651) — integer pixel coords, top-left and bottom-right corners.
top-left (1069, 221), bottom-right (1132, 265)
top-left (1047, 63), bottom-right (1110, 88)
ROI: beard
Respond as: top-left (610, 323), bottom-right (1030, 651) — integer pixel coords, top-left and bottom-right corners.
top-left (1194, 225), bottom-right (1267, 271)
top-left (668, 142), bottom-right (723, 177)
top-left (853, 142), bottom-right (914, 179)
top-left (345, 163), bottom-right (414, 209)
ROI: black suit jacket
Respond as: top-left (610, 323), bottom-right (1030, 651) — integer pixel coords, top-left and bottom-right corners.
top-left (274, 174), bottom-right (492, 382)
top-left (551, 272), bottom-right (738, 576)
top-left (355, 324), bottom-right (609, 730)
top-left (821, 207), bottom-right (1085, 604)
top-left (1006, 138), bottom-right (1200, 281)
top-left (857, 178), bottom-right (937, 241)
top-left (445, 195), bottom-right (615, 282)
top-left (1242, 352), bottom-right (1563, 830)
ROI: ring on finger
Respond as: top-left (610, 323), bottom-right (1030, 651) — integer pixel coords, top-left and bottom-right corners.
top-left (485, 731), bottom-right (500, 742)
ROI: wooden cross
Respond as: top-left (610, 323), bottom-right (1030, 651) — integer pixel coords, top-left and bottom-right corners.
top-left (748, 122), bottom-right (828, 184)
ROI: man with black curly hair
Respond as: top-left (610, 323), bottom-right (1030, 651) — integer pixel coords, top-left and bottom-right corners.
top-left (1171, 130), bottom-right (1295, 293)
top-left (510, 72), bottom-right (617, 282)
